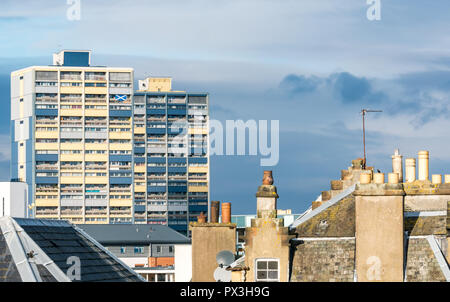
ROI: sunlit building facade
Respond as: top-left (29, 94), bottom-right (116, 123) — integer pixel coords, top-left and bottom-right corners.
top-left (10, 50), bottom-right (134, 224)
top-left (133, 78), bottom-right (209, 234)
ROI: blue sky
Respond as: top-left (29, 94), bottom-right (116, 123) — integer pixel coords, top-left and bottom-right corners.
top-left (1, 0), bottom-right (450, 214)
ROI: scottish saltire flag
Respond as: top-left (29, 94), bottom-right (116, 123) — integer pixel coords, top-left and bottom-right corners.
top-left (115, 95), bottom-right (127, 102)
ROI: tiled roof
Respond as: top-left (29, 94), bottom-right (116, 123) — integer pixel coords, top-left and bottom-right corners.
top-left (0, 217), bottom-right (145, 282)
top-left (0, 230), bottom-right (21, 282)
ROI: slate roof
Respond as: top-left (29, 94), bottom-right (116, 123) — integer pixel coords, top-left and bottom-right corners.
top-left (289, 184), bottom-right (356, 230)
top-left (0, 230), bottom-right (21, 282)
top-left (78, 224), bottom-right (191, 245)
top-left (0, 217), bottom-right (145, 282)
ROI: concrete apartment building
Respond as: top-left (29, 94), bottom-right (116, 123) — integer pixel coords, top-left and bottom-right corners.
top-left (191, 151), bottom-right (450, 282)
top-left (11, 50), bottom-right (134, 224)
top-left (10, 50), bottom-right (210, 235)
top-left (133, 78), bottom-right (209, 234)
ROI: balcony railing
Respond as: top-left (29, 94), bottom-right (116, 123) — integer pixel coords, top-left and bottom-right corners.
top-left (61, 210), bottom-right (83, 215)
top-left (110, 210), bottom-right (132, 215)
top-left (60, 74), bottom-right (82, 81)
top-left (85, 210), bottom-right (107, 215)
top-left (36, 210), bottom-right (58, 215)
top-left (85, 75), bottom-right (107, 81)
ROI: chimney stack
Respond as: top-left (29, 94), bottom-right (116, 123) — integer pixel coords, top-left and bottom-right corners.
top-left (388, 173), bottom-right (399, 184)
top-left (360, 173), bottom-right (372, 184)
top-left (432, 174), bottom-right (442, 184)
top-left (256, 170), bottom-right (279, 219)
top-left (418, 151), bottom-right (429, 181)
top-left (210, 201), bottom-right (220, 223)
top-left (445, 175), bottom-right (450, 184)
top-left (221, 202), bottom-right (231, 223)
top-left (197, 212), bottom-right (206, 223)
top-left (392, 149), bottom-right (403, 182)
top-left (373, 173), bottom-right (385, 184)
top-left (263, 170), bottom-right (274, 185)
top-left (405, 158), bottom-right (416, 182)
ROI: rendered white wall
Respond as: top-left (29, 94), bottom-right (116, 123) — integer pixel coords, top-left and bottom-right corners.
top-left (118, 256), bottom-right (148, 268)
top-left (0, 182), bottom-right (28, 218)
top-left (174, 244), bottom-right (192, 282)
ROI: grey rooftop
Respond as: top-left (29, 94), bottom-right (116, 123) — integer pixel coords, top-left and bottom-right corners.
top-left (77, 223), bottom-right (191, 245)
top-left (0, 217), bottom-right (145, 282)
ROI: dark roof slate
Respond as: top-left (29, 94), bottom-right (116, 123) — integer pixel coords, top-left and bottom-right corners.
top-left (0, 230), bottom-right (21, 282)
top-left (10, 218), bottom-right (143, 282)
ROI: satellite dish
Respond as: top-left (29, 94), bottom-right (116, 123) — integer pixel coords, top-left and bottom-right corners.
top-left (216, 250), bottom-right (235, 267)
top-left (213, 267), bottom-right (231, 282)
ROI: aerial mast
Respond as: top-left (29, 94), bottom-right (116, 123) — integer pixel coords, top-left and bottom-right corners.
top-left (361, 109), bottom-right (382, 169)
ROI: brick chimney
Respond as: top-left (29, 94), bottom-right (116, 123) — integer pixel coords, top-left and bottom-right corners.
top-left (221, 202), bottom-right (231, 223)
top-left (256, 170), bottom-right (279, 219)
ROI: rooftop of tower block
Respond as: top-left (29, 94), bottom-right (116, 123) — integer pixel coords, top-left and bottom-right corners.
top-left (53, 50), bottom-right (92, 67)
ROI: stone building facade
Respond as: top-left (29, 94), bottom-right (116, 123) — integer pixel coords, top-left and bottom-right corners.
top-left (190, 150), bottom-right (450, 282)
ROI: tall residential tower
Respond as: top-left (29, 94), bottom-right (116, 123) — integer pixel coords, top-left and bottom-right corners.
top-left (133, 78), bottom-right (209, 234)
top-left (11, 50), bottom-right (134, 224)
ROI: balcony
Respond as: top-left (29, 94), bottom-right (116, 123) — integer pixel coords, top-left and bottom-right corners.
top-left (60, 74), bottom-right (82, 81)
top-left (168, 194), bottom-right (186, 200)
top-left (109, 188), bottom-right (132, 193)
top-left (109, 166), bottom-right (132, 171)
top-left (168, 176), bottom-right (186, 180)
top-left (85, 165), bottom-right (107, 170)
top-left (85, 75), bottom-right (106, 81)
top-left (36, 165), bottom-right (58, 171)
top-left (36, 188), bottom-right (58, 193)
top-left (85, 121), bottom-right (107, 126)
top-left (36, 98), bottom-right (58, 104)
top-left (60, 209), bottom-right (83, 215)
top-left (110, 209), bottom-right (132, 215)
top-left (36, 120), bottom-right (58, 126)
top-left (147, 117), bottom-right (166, 122)
top-left (60, 165), bottom-right (83, 170)
top-left (85, 209), bottom-right (107, 215)
top-left (148, 214), bottom-right (167, 219)
top-left (134, 213), bottom-right (146, 219)
top-left (36, 209), bottom-right (58, 215)
top-left (60, 189), bottom-right (83, 194)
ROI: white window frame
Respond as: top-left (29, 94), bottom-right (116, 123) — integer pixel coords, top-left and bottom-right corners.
top-left (255, 258), bottom-right (280, 282)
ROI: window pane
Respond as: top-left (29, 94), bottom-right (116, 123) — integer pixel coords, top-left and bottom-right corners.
top-left (268, 271), bottom-right (278, 279)
top-left (157, 274), bottom-right (165, 282)
top-left (257, 261), bottom-right (267, 270)
top-left (268, 261), bottom-right (278, 270)
top-left (257, 271), bottom-right (267, 280)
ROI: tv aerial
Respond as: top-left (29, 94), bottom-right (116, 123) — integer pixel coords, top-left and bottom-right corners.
top-left (213, 250), bottom-right (234, 282)
top-left (361, 109), bottom-right (382, 169)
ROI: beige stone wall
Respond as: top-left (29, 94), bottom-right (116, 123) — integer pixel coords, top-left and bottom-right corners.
top-left (290, 239), bottom-right (355, 282)
top-left (355, 195), bottom-right (404, 282)
top-left (244, 218), bottom-right (290, 282)
top-left (404, 195), bottom-right (449, 211)
top-left (190, 224), bottom-right (236, 282)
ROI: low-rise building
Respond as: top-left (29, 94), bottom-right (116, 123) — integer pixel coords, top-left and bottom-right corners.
top-left (0, 181), bottom-right (28, 218)
top-left (190, 150), bottom-right (450, 282)
top-left (78, 223), bottom-right (192, 282)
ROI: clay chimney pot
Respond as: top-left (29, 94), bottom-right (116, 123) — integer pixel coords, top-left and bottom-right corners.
top-left (263, 171), bottom-right (274, 185)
